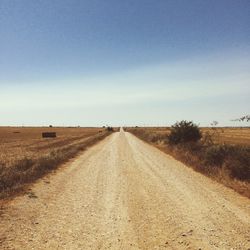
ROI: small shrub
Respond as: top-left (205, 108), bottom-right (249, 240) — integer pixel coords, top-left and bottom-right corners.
top-left (204, 145), bottom-right (229, 167)
top-left (225, 147), bottom-right (250, 180)
top-left (149, 134), bottom-right (159, 143)
top-left (36, 156), bottom-right (56, 170)
top-left (106, 126), bottom-right (113, 132)
top-left (16, 158), bottom-right (34, 171)
top-left (168, 120), bottom-right (202, 145)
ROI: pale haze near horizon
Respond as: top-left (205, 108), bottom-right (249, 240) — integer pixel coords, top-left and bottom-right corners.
top-left (0, 1), bottom-right (249, 127)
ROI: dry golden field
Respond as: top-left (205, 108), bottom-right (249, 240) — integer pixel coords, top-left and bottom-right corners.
top-left (131, 127), bottom-right (250, 145)
top-left (0, 127), bottom-right (111, 197)
top-left (0, 127), bottom-right (104, 167)
top-left (201, 127), bottom-right (250, 145)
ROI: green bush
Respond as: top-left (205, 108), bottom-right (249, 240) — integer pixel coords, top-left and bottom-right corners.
top-left (168, 120), bottom-right (202, 145)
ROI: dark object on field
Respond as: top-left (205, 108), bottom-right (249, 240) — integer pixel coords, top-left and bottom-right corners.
top-left (106, 127), bottom-right (113, 132)
top-left (13, 131), bottom-right (20, 133)
top-left (168, 120), bottom-right (201, 144)
top-left (49, 125), bottom-right (53, 128)
top-left (42, 132), bottom-right (56, 138)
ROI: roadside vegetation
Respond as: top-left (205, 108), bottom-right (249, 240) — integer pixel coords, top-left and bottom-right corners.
top-left (0, 127), bottom-right (113, 198)
top-left (127, 122), bottom-right (250, 198)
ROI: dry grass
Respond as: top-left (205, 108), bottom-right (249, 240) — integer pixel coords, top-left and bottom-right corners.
top-left (201, 127), bottom-right (250, 145)
top-left (127, 127), bottom-right (250, 146)
top-left (127, 127), bottom-right (250, 198)
top-left (0, 127), bottom-right (112, 198)
top-left (0, 127), bottom-right (103, 166)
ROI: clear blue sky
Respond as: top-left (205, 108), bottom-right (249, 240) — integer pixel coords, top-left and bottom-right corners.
top-left (0, 0), bottom-right (249, 126)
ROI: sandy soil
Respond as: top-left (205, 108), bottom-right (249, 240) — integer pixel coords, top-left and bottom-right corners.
top-left (1, 129), bottom-right (250, 249)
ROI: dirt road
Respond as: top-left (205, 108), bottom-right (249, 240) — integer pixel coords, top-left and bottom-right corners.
top-left (1, 130), bottom-right (250, 249)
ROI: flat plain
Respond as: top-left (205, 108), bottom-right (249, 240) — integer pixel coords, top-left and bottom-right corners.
top-left (131, 127), bottom-right (250, 145)
top-left (0, 126), bottom-right (104, 167)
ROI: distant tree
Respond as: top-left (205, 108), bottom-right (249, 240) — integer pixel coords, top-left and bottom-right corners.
top-left (210, 121), bottom-right (219, 127)
top-left (106, 126), bottom-right (113, 132)
top-left (231, 115), bottom-right (250, 122)
top-left (168, 120), bottom-right (202, 144)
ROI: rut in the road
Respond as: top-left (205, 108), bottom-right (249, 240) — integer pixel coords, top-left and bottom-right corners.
top-left (1, 130), bottom-right (250, 249)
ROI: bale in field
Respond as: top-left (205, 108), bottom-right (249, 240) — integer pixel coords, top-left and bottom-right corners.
top-left (42, 132), bottom-right (56, 138)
